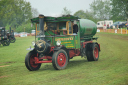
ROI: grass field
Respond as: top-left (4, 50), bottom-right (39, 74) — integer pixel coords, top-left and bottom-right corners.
top-left (0, 33), bottom-right (128, 85)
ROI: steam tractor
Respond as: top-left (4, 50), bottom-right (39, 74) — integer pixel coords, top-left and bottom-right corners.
top-left (7, 27), bottom-right (16, 43)
top-left (0, 27), bottom-right (10, 46)
top-left (25, 15), bottom-right (100, 71)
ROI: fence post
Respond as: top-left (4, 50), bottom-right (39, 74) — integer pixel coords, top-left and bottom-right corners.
top-left (121, 28), bottom-right (122, 34)
top-left (126, 29), bottom-right (127, 34)
top-left (115, 29), bottom-right (117, 33)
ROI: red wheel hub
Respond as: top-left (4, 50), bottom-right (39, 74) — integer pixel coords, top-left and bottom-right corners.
top-left (57, 53), bottom-right (66, 67)
top-left (94, 47), bottom-right (98, 58)
top-left (30, 55), bottom-right (39, 68)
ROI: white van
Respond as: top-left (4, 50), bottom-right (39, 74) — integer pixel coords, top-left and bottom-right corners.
top-left (97, 20), bottom-right (113, 29)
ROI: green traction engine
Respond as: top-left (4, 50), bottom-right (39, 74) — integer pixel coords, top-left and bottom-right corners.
top-left (25, 14), bottom-right (100, 71)
top-left (0, 27), bottom-right (10, 46)
top-left (7, 27), bottom-right (16, 43)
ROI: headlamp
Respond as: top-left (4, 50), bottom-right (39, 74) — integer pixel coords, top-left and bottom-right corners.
top-left (56, 40), bottom-right (61, 46)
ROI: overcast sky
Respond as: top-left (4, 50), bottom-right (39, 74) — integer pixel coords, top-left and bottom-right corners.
top-left (25, 0), bottom-right (94, 16)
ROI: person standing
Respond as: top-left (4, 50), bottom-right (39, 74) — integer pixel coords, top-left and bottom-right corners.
top-left (126, 23), bottom-right (128, 30)
top-left (107, 24), bottom-right (109, 29)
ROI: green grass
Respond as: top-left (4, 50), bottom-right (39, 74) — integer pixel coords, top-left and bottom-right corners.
top-left (0, 33), bottom-right (128, 85)
top-left (99, 32), bottom-right (128, 36)
top-left (121, 27), bottom-right (128, 29)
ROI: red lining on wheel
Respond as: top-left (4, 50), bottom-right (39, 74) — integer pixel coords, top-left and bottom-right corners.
top-left (94, 47), bottom-right (98, 58)
top-left (30, 54), bottom-right (39, 68)
top-left (57, 53), bottom-right (66, 67)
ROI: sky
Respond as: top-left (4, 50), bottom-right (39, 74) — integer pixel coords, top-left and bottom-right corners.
top-left (25, 0), bottom-right (94, 16)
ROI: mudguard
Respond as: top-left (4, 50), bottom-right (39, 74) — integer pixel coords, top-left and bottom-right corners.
top-left (86, 42), bottom-right (100, 51)
top-left (53, 46), bottom-right (69, 59)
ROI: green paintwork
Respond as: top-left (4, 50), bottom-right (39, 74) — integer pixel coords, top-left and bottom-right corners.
top-left (32, 15), bottom-right (98, 50)
top-left (45, 35), bottom-right (78, 49)
top-left (79, 19), bottom-right (97, 38)
top-left (45, 31), bottom-right (56, 36)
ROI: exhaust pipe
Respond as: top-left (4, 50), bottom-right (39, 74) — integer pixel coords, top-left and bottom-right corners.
top-left (39, 14), bottom-right (44, 40)
top-left (35, 15), bottom-right (51, 54)
top-left (10, 27), bottom-right (11, 34)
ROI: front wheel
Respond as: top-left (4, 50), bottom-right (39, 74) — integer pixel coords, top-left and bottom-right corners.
top-left (25, 50), bottom-right (41, 71)
top-left (52, 49), bottom-right (68, 70)
top-left (2, 40), bottom-right (10, 46)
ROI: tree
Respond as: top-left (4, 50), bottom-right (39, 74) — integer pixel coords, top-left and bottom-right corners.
top-left (110, 0), bottom-right (128, 21)
top-left (74, 10), bottom-right (86, 19)
top-left (0, 0), bottom-right (32, 28)
top-left (31, 8), bottom-right (39, 18)
top-left (16, 23), bottom-right (35, 33)
top-left (74, 10), bottom-right (99, 23)
top-left (85, 10), bottom-right (99, 23)
top-left (90, 0), bottom-right (111, 20)
top-left (61, 7), bottom-right (72, 15)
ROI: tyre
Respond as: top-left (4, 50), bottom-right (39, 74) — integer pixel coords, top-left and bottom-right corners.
top-left (52, 49), bottom-right (68, 70)
top-left (1, 41), bottom-right (4, 46)
top-left (25, 50), bottom-right (41, 71)
top-left (2, 40), bottom-right (10, 46)
top-left (10, 37), bottom-right (16, 43)
top-left (86, 43), bottom-right (99, 61)
top-left (6, 40), bottom-right (10, 46)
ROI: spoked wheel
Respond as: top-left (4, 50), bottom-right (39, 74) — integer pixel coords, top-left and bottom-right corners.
top-left (52, 49), bottom-right (68, 70)
top-left (2, 40), bottom-right (10, 46)
top-left (25, 50), bottom-right (41, 71)
top-left (10, 37), bottom-right (16, 43)
top-left (86, 43), bottom-right (99, 61)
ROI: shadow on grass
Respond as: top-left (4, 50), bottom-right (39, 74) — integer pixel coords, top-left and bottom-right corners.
top-left (39, 64), bottom-right (54, 71)
top-left (38, 59), bottom-right (89, 71)
top-left (0, 46), bottom-right (5, 48)
top-left (67, 59), bottom-right (89, 68)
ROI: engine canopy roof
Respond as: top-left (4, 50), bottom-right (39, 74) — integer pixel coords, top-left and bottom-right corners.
top-left (31, 15), bottom-right (79, 23)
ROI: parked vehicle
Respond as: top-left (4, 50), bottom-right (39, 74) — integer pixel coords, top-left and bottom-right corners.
top-left (19, 32), bottom-right (30, 37)
top-left (25, 14), bottom-right (100, 71)
top-left (97, 20), bottom-right (113, 29)
top-left (31, 30), bottom-right (35, 36)
top-left (110, 21), bottom-right (119, 28)
top-left (110, 21), bottom-right (125, 29)
top-left (118, 21), bottom-right (127, 28)
top-left (14, 32), bottom-right (20, 37)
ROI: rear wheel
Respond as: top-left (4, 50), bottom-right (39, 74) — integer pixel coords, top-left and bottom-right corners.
top-left (25, 50), bottom-right (41, 71)
top-left (86, 43), bottom-right (99, 61)
top-left (52, 49), bottom-right (68, 70)
top-left (10, 37), bottom-right (16, 43)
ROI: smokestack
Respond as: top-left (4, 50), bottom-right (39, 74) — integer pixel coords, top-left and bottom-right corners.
top-left (10, 27), bottom-right (11, 34)
top-left (39, 14), bottom-right (44, 40)
top-left (3, 27), bottom-right (5, 36)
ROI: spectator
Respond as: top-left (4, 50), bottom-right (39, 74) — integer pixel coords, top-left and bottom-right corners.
top-left (126, 23), bottom-right (128, 30)
top-left (104, 24), bottom-right (106, 29)
top-left (107, 24), bottom-right (109, 29)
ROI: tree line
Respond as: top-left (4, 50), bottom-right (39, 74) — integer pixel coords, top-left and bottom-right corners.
top-left (0, 0), bottom-right (128, 33)
top-left (0, 0), bottom-right (38, 32)
top-left (74, 0), bottom-right (128, 23)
